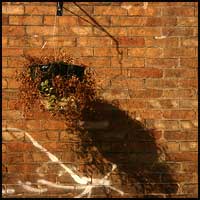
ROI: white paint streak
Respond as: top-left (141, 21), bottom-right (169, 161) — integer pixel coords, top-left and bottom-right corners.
top-left (121, 5), bottom-right (132, 10)
top-left (18, 181), bottom-right (48, 193)
top-left (143, 2), bottom-right (148, 9)
top-left (3, 127), bottom-right (124, 198)
top-left (155, 36), bottom-right (167, 39)
top-left (41, 41), bottom-right (47, 49)
top-left (2, 188), bottom-right (15, 195)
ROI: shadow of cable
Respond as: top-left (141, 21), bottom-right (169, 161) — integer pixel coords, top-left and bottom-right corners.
top-left (81, 99), bottom-right (179, 197)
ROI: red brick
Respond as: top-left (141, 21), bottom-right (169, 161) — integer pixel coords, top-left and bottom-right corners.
top-left (2, 26), bottom-right (25, 36)
top-left (2, 37), bottom-right (8, 47)
top-left (179, 79), bottom-right (198, 88)
top-left (152, 120), bottom-right (179, 130)
top-left (2, 15), bottom-right (8, 25)
top-left (164, 69), bottom-right (197, 78)
top-left (162, 27), bottom-right (196, 37)
top-left (127, 27), bottom-right (161, 36)
top-left (128, 48), bottom-right (145, 57)
top-left (78, 16), bottom-right (110, 26)
top-left (41, 120), bottom-right (65, 130)
top-left (44, 16), bottom-right (77, 26)
top-left (148, 99), bottom-right (179, 109)
top-left (181, 37), bottom-right (198, 47)
top-left (146, 17), bottom-right (177, 26)
top-left (166, 152), bottom-right (197, 162)
top-left (163, 7), bottom-right (194, 16)
top-left (7, 57), bottom-right (26, 68)
top-left (179, 100), bottom-right (198, 108)
top-left (2, 68), bottom-right (17, 78)
top-left (146, 79), bottom-right (177, 88)
top-left (177, 17), bottom-right (198, 26)
top-left (128, 7), bottom-right (161, 16)
top-left (163, 48), bottom-right (196, 58)
top-left (180, 142), bottom-right (198, 151)
top-left (2, 78), bottom-right (8, 89)
top-left (111, 16), bottom-right (146, 26)
top-left (25, 5), bottom-right (56, 15)
top-left (146, 58), bottom-right (178, 68)
top-left (8, 36), bottom-right (43, 47)
top-left (164, 130), bottom-right (188, 141)
top-left (131, 89), bottom-right (162, 98)
top-left (43, 36), bottom-right (76, 48)
top-left (146, 48), bottom-right (163, 58)
top-left (163, 110), bottom-right (196, 120)
top-left (78, 37), bottom-right (111, 47)
top-left (129, 68), bottom-right (163, 78)
top-left (2, 48), bottom-right (23, 57)
top-left (111, 79), bottom-right (144, 89)
top-left (182, 184), bottom-right (198, 195)
top-left (9, 16), bottom-right (42, 25)
top-left (2, 5), bottom-right (24, 14)
top-left (7, 78), bottom-right (21, 89)
top-left (26, 26), bottom-right (58, 36)
top-left (163, 89), bottom-right (196, 98)
top-left (94, 6), bottom-right (127, 15)
top-left (138, 110), bottom-right (162, 119)
top-left (111, 57), bottom-right (144, 68)
top-left (180, 58), bottom-right (198, 68)
top-left (118, 37), bottom-right (145, 47)
top-left (145, 37), bottom-right (179, 47)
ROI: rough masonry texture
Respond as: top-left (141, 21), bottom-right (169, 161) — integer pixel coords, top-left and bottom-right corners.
top-left (2, 2), bottom-right (198, 198)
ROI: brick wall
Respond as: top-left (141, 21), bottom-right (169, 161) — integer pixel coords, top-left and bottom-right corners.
top-left (2, 2), bottom-right (198, 198)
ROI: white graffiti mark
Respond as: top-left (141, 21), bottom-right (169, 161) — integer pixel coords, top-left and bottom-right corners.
top-left (2, 127), bottom-right (124, 198)
top-left (143, 2), bottom-right (148, 9)
top-left (2, 188), bottom-right (15, 195)
top-left (18, 180), bottom-right (48, 193)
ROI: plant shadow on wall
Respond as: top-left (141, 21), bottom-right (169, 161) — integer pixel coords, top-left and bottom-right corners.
top-left (81, 101), bottom-right (179, 197)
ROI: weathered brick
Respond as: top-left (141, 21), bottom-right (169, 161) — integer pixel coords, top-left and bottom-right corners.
top-left (94, 6), bottom-right (127, 15)
top-left (163, 7), bottom-right (195, 16)
top-left (111, 57), bottom-right (144, 68)
top-left (2, 5), bottom-right (24, 14)
top-left (131, 89), bottom-right (163, 98)
top-left (181, 37), bottom-right (198, 47)
top-left (166, 152), bottom-right (197, 162)
top-left (2, 48), bottom-right (23, 57)
top-left (77, 37), bottom-right (111, 47)
top-left (162, 28), bottom-right (196, 37)
top-left (118, 37), bottom-right (145, 47)
top-left (130, 68), bottom-right (163, 78)
top-left (9, 16), bottom-right (42, 25)
top-left (179, 79), bottom-right (198, 88)
top-left (179, 100), bottom-right (198, 108)
top-left (146, 79), bottom-right (177, 88)
top-left (145, 37), bottom-right (179, 47)
top-left (180, 142), bottom-right (198, 151)
top-left (164, 69), bottom-right (197, 78)
top-left (128, 7), bottom-right (161, 16)
top-left (8, 36), bottom-right (43, 47)
top-left (180, 58), bottom-right (198, 68)
top-left (177, 17), bottom-right (198, 26)
top-left (2, 15), bottom-right (8, 25)
top-left (148, 99), bottom-right (179, 109)
top-left (26, 26), bottom-right (58, 36)
top-left (163, 89), bottom-right (196, 98)
top-left (128, 48), bottom-right (145, 57)
top-left (127, 27), bottom-right (161, 36)
top-left (163, 110), bottom-right (196, 120)
top-left (44, 16), bottom-right (77, 26)
top-left (25, 5), bottom-right (56, 15)
top-left (146, 58), bottom-right (178, 68)
top-left (2, 26), bottom-right (25, 36)
top-left (146, 48), bottom-right (163, 58)
top-left (164, 131), bottom-right (197, 141)
top-left (163, 48), bottom-right (196, 58)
